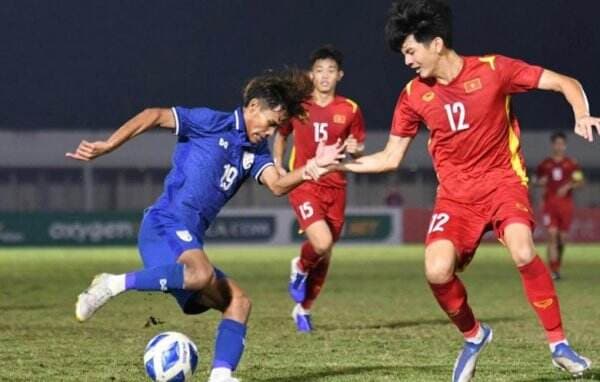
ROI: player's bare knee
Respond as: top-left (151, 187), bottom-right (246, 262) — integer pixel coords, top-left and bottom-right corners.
top-left (314, 241), bottom-right (333, 256)
top-left (509, 245), bottom-right (536, 267)
top-left (425, 263), bottom-right (454, 284)
top-left (184, 267), bottom-right (215, 291)
top-left (224, 293), bottom-right (252, 320)
top-left (234, 294), bottom-right (252, 315)
top-left (424, 255), bottom-right (454, 284)
top-left (424, 243), bottom-right (456, 284)
top-left (310, 236), bottom-right (333, 255)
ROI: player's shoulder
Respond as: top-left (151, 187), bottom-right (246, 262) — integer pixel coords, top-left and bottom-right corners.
top-left (333, 95), bottom-right (361, 114)
top-left (470, 54), bottom-right (533, 74)
top-left (175, 106), bottom-right (231, 122)
top-left (398, 77), bottom-right (438, 107)
top-left (539, 157), bottom-right (553, 166)
top-left (203, 107), bottom-right (233, 122)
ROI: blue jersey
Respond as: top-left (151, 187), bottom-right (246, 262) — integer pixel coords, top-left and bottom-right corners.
top-left (151, 107), bottom-right (273, 235)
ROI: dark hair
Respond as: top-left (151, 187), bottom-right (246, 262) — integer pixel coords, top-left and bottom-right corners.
top-left (243, 68), bottom-right (313, 120)
top-left (385, 0), bottom-right (453, 52)
top-left (309, 45), bottom-right (344, 69)
top-left (551, 131), bottom-right (567, 142)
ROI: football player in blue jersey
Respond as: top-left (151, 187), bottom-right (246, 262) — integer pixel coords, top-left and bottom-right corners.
top-left (67, 69), bottom-right (344, 382)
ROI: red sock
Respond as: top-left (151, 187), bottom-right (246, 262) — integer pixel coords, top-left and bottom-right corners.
top-left (429, 276), bottom-right (478, 335)
top-left (301, 258), bottom-right (330, 310)
top-left (518, 255), bottom-right (565, 343)
top-left (299, 241), bottom-right (322, 272)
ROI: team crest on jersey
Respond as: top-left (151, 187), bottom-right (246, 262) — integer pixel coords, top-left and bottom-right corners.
top-left (333, 114), bottom-right (346, 124)
top-left (422, 91), bottom-right (435, 102)
top-left (242, 151), bottom-right (255, 170)
top-left (464, 78), bottom-right (482, 93)
top-left (176, 230), bottom-right (193, 242)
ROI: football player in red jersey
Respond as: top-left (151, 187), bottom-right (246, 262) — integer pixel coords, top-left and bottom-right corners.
top-left (273, 45), bottom-right (366, 332)
top-left (536, 132), bottom-right (584, 280)
top-left (338, 0), bottom-right (597, 379)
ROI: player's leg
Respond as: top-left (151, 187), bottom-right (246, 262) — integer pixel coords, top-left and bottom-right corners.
top-left (503, 222), bottom-right (563, 336)
top-left (546, 226), bottom-right (561, 279)
top-left (291, 187), bottom-right (345, 332)
top-left (495, 185), bottom-right (589, 374)
top-left (502, 222), bottom-right (590, 375)
top-left (290, 220), bottom-right (333, 332)
top-left (301, 220), bottom-right (334, 271)
top-left (556, 203), bottom-right (574, 278)
top-left (183, 276), bottom-right (250, 382)
top-left (298, 186), bottom-right (345, 311)
top-left (289, 221), bottom-right (332, 302)
top-left (76, 213), bottom-right (209, 321)
top-left (557, 230), bottom-right (567, 272)
top-left (140, 244), bottom-right (248, 382)
top-left (425, 201), bottom-right (485, 338)
top-left (545, 204), bottom-right (563, 279)
top-left (494, 187), bottom-right (568, 342)
top-left (425, 239), bottom-right (493, 382)
top-left (287, 185), bottom-right (329, 304)
top-left (424, 200), bottom-right (493, 382)
top-left (75, 245), bottom-right (213, 322)
top-left (426, 240), bottom-right (475, 334)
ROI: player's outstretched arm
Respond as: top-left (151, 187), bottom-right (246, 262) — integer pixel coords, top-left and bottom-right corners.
top-left (65, 108), bottom-right (175, 161)
top-left (272, 131), bottom-right (289, 176)
top-left (538, 70), bottom-right (600, 142)
top-left (260, 139), bottom-right (346, 196)
top-left (339, 135), bottom-right (412, 174)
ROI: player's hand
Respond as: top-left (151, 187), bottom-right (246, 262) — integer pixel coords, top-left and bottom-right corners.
top-left (315, 138), bottom-right (346, 167)
top-left (302, 158), bottom-right (329, 180)
top-left (344, 134), bottom-right (359, 155)
top-left (65, 140), bottom-right (113, 161)
top-left (574, 115), bottom-right (600, 142)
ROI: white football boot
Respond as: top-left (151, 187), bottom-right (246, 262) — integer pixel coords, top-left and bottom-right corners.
top-left (75, 273), bottom-right (116, 322)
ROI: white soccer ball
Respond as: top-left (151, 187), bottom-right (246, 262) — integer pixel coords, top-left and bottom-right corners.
top-left (144, 331), bottom-right (199, 382)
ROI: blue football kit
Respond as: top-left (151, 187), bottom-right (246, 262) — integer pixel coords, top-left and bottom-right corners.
top-left (138, 106), bottom-right (273, 313)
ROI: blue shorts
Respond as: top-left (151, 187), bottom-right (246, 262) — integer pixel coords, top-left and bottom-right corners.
top-left (138, 209), bottom-right (226, 315)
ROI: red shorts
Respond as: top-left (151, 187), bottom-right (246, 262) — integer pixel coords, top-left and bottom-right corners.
top-left (288, 182), bottom-right (346, 241)
top-left (425, 183), bottom-right (534, 269)
top-left (543, 199), bottom-right (574, 232)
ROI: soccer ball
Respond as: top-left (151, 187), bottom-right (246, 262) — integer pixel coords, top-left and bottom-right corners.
top-left (144, 331), bottom-right (199, 382)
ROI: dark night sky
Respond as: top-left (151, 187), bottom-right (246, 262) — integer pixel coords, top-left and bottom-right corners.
top-left (2, 0), bottom-right (599, 131)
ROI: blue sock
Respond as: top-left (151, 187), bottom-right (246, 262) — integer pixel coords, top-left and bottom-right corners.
top-left (212, 319), bottom-right (247, 371)
top-left (125, 264), bottom-right (184, 291)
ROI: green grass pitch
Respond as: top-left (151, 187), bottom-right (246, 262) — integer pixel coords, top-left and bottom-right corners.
top-left (1, 245), bottom-right (598, 381)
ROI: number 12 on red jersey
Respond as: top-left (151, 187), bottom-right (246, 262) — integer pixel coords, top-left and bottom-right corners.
top-left (444, 102), bottom-right (470, 132)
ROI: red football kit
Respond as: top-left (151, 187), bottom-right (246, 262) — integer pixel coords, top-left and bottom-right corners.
top-left (280, 95), bottom-right (366, 237)
top-left (391, 55), bottom-right (544, 267)
top-left (536, 157), bottom-right (582, 231)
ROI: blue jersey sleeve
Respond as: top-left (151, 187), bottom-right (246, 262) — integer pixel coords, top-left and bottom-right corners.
top-left (251, 141), bottom-right (274, 183)
top-left (172, 107), bottom-right (219, 138)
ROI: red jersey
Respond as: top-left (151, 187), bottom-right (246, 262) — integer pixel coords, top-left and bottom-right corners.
top-left (280, 95), bottom-right (366, 188)
top-left (536, 157), bottom-right (582, 202)
top-left (391, 55), bottom-right (543, 202)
